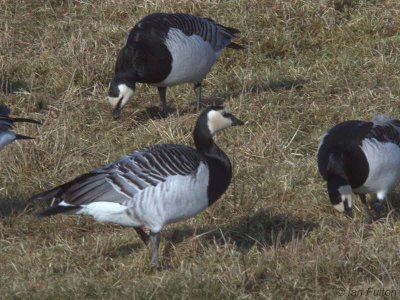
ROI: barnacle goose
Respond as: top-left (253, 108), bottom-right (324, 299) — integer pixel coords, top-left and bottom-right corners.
top-left (0, 104), bottom-right (41, 150)
top-left (108, 12), bottom-right (244, 118)
top-left (31, 106), bottom-right (244, 268)
top-left (317, 115), bottom-right (400, 223)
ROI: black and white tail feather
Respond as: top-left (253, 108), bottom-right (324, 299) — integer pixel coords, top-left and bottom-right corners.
top-left (108, 13), bottom-right (245, 118)
top-left (367, 114), bottom-right (400, 144)
top-left (0, 104), bottom-right (41, 150)
top-left (318, 114), bottom-right (400, 223)
top-left (31, 106), bottom-right (244, 268)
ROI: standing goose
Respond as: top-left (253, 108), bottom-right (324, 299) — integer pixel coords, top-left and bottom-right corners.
top-left (317, 115), bottom-right (400, 223)
top-left (108, 12), bottom-right (244, 118)
top-left (31, 106), bottom-right (244, 268)
top-left (0, 104), bottom-right (41, 150)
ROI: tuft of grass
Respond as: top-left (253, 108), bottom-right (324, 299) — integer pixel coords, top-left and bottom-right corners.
top-left (2, 0), bottom-right (400, 298)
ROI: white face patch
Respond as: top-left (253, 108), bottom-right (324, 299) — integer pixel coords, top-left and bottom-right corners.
top-left (108, 96), bottom-right (120, 107)
top-left (207, 109), bottom-right (232, 135)
top-left (108, 84), bottom-right (134, 109)
top-left (333, 185), bottom-right (353, 212)
top-left (333, 202), bottom-right (345, 213)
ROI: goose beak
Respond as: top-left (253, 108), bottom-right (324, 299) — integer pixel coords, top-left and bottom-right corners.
top-left (15, 134), bottom-right (35, 140)
top-left (112, 107), bottom-right (122, 119)
top-left (231, 116), bottom-right (244, 126)
top-left (111, 95), bottom-right (124, 119)
top-left (344, 207), bottom-right (353, 218)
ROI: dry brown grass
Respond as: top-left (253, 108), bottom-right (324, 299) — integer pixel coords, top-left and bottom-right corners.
top-left (2, 0), bottom-right (400, 298)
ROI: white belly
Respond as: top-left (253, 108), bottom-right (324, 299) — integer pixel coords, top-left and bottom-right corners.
top-left (353, 139), bottom-right (400, 198)
top-left (76, 202), bottom-right (140, 227)
top-left (156, 28), bottom-right (219, 87)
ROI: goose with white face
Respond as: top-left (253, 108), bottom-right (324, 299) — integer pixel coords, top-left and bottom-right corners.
top-left (107, 13), bottom-right (244, 119)
top-left (207, 108), bottom-right (244, 134)
top-left (318, 115), bottom-right (400, 223)
top-left (31, 105), bottom-right (244, 269)
top-left (108, 83), bottom-right (135, 119)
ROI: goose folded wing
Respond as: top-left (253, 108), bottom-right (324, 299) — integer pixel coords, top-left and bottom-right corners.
top-left (31, 144), bottom-right (204, 207)
top-left (0, 117), bottom-right (13, 131)
top-left (0, 104), bottom-right (11, 117)
top-left (369, 116), bottom-right (400, 145)
top-left (134, 13), bottom-right (240, 51)
top-left (0, 104), bottom-right (41, 131)
top-left (0, 105), bottom-right (13, 130)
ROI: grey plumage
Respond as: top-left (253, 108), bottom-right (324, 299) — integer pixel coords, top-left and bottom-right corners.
top-left (32, 144), bottom-right (204, 207)
top-left (0, 104), bottom-right (41, 150)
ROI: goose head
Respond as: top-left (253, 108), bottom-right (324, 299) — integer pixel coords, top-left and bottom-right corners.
top-left (194, 106), bottom-right (244, 151)
top-left (325, 152), bottom-right (353, 217)
top-left (327, 177), bottom-right (353, 218)
top-left (206, 106), bottom-right (244, 134)
top-left (108, 73), bottom-right (136, 119)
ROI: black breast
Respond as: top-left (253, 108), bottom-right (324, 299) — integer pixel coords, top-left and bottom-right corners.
top-left (204, 144), bottom-right (232, 205)
top-left (318, 120), bottom-right (372, 188)
top-left (115, 17), bottom-right (174, 84)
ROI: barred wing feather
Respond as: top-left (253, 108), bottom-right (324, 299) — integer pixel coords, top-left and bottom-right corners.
top-left (369, 115), bottom-right (400, 145)
top-left (31, 144), bottom-right (204, 207)
top-left (131, 13), bottom-right (241, 51)
top-left (0, 104), bottom-right (41, 131)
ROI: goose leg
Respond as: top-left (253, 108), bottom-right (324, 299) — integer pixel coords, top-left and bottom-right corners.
top-left (150, 231), bottom-right (161, 269)
top-left (134, 227), bottom-right (149, 245)
top-left (372, 199), bottom-right (383, 220)
top-left (194, 82), bottom-right (202, 112)
top-left (157, 87), bottom-right (168, 117)
top-left (359, 194), bottom-right (373, 224)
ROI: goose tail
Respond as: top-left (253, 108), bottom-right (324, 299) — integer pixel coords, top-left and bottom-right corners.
top-left (227, 42), bottom-right (246, 50)
top-left (36, 205), bottom-right (79, 218)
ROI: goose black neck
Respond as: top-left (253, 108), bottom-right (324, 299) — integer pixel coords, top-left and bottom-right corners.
top-left (193, 118), bottom-right (232, 205)
top-left (193, 120), bottom-right (213, 154)
top-left (120, 71), bottom-right (138, 88)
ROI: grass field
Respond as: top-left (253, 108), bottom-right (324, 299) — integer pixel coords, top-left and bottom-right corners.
top-left (2, 0), bottom-right (400, 298)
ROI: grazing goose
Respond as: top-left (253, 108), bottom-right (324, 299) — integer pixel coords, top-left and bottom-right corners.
top-left (317, 115), bottom-right (400, 223)
top-left (0, 104), bottom-right (41, 150)
top-left (31, 106), bottom-right (244, 268)
top-left (108, 12), bottom-right (244, 119)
